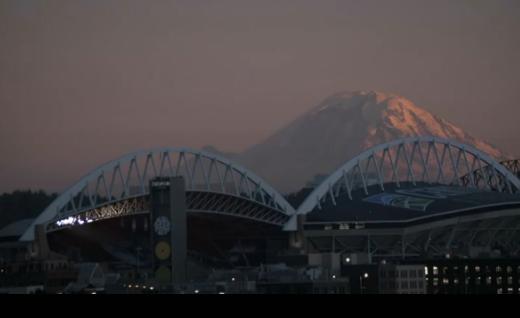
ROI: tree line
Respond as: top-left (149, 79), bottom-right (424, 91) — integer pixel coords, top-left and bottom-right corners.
top-left (0, 190), bottom-right (58, 229)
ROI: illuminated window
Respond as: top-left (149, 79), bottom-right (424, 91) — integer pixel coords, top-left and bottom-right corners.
top-left (433, 266), bottom-right (438, 275)
top-left (442, 278), bottom-right (449, 285)
top-left (496, 277), bottom-right (502, 285)
top-left (486, 277), bottom-right (492, 285)
top-left (508, 277), bottom-right (513, 285)
top-left (507, 266), bottom-right (512, 273)
top-left (476, 277), bottom-right (481, 285)
top-left (424, 267), bottom-right (428, 276)
top-left (475, 266), bottom-right (480, 273)
top-left (496, 266), bottom-right (502, 273)
top-left (453, 278), bottom-right (459, 285)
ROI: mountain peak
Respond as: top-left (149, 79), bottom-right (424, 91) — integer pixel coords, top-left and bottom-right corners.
top-left (312, 90), bottom-right (413, 115)
top-left (237, 90), bottom-right (506, 193)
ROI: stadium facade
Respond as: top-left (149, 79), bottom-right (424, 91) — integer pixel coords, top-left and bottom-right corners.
top-left (3, 136), bottom-right (520, 294)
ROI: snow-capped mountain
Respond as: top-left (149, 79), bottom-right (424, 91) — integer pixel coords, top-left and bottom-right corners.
top-left (236, 90), bottom-right (506, 194)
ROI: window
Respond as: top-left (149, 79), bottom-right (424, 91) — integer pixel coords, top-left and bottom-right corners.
top-left (401, 281), bottom-right (408, 289)
top-left (508, 277), bottom-right (513, 285)
top-left (418, 281), bottom-right (424, 289)
top-left (486, 276), bottom-right (492, 285)
top-left (476, 277), bottom-right (481, 285)
top-left (496, 266), bottom-right (502, 273)
top-left (442, 278), bottom-right (449, 285)
top-left (496, 277), bottom-right (502, 285)
top-left (433, 266), bottom-right (439, 275)
top-left (507, 266), bottom-right (512, 273)
top-left (475, 266), bottom-right (480, 273)
top-left (410, 281), bottom-right (417, 289)
top-left (418, 271), bottom-right (424, 278)
top-left (401, 270), bottom-right (408, 278)
top-left (410, 271), bottom-right (417, 278)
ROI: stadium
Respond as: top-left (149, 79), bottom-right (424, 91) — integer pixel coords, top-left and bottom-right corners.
top-left (3, 136), bottom-right (520, 294)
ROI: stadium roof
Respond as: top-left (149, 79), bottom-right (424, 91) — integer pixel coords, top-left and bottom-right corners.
top-left (0, 218), bottom-right (35, 239)
top-left (305, 182), bottom-right (520, 224)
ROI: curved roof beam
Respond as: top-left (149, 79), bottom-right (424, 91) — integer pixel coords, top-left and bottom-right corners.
top-left (297, 136), bottom-right (520, 215)
top-left (20, 147), bottom-right (296, 241)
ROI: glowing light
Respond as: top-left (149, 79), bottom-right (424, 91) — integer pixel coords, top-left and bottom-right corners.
top-left (194, 289), bottom-right (200, 294)
top-left (345, 257), bottom-right (351, 263)
top-left (332, 275), bottom-right (336, 279)
top-left (364, 273), bottom-right (369, 278)
top-left (149, 286), bottom-right (154, 291)
top-left (231, 277), bottom-right (236, 282)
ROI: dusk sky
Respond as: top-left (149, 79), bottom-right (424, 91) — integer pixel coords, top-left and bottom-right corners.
top-left (1, 0), bottom-right (519, 193)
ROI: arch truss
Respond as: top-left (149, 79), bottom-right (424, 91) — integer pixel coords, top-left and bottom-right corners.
top-left (298, 137), bottom-right (520, 215)
top-left (461, 159), bottom-right (520, 192)
top-left (21, 148), bottom-right (295, 241)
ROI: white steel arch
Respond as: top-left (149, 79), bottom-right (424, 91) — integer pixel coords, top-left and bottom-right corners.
top-left (20, 147), bottom-right (296, 241)
top-left (298, 137), bottom-right (520, 215)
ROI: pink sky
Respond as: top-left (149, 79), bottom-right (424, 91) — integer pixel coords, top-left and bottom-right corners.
top-left (1, 0), bottom-right (519, 192)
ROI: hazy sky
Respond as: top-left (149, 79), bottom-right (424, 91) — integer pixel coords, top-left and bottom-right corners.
top-left (1, 0), bottom-right (519, 193)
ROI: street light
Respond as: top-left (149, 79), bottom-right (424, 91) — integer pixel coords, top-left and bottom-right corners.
top-left (360, 272), bottom-right (369, 294)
